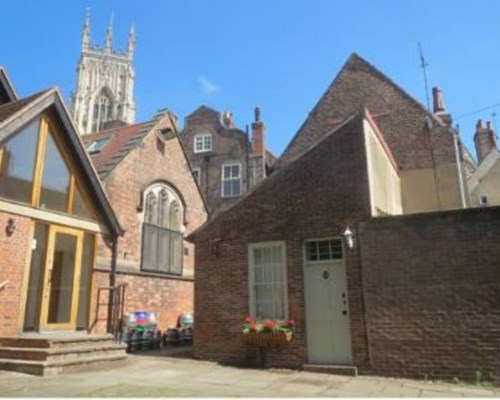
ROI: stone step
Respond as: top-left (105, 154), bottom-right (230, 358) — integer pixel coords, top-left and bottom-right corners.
top-left (0, 334), bottom-right (117, 349)
top-left (0, 353), bottom-right (128, 376)
top-left (0, 343), bottom-right (126, 362)
top-left (303, 363), bottom-right (358, 376)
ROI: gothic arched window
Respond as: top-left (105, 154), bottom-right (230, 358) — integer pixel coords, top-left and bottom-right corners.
top-left (141, 183), bottom-right (184, 275)
top-left (91, 88), bottom-right (114, 132)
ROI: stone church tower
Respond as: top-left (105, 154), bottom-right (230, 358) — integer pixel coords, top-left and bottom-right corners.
top-left (71, 13), bottom-right (136, 134)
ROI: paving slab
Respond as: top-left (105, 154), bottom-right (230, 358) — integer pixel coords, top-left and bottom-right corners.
top-left (0, 349), bottom-right (498, 397)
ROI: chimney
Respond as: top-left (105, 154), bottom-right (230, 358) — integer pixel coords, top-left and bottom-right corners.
top-left (251, 106), bottom-right (265, 157)
top-left (432, 86), bottom-right (452, 126)
top-left (474, 119), bottom-right (497, 163)
top-left (222, 111), bottom-right (234, 128)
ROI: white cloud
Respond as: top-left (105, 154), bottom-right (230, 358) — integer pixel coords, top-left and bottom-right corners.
top-left (198, 76), bottom-right (219, 95)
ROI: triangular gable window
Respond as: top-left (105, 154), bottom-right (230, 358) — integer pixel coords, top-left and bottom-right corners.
top-left (0, 114), bottom-right (99, 222)
top-left (39, 130), bottom-right (71, 212)
top-left (0, 118), bottom-right (40, 203)
top-left (73, 183), bottom-right (93, 220)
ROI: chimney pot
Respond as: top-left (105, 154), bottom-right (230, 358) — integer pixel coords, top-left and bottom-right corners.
top-left (476, 119), bottom-right (483, 130)
top-left (222, 111), bottom-right (233, 128)
top-left (486, 121), bottom-right (492, 130)
top-left (432, 86), bottom-right (446, 113)
top-left (254, 106), bottom-right (261, 123)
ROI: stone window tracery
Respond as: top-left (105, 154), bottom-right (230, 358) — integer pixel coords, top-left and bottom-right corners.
top-left (142, 183), bottom-right (184, 275)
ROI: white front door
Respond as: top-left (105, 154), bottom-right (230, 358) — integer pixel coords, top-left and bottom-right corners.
top-left (304, 239), bottom-right (352, 364)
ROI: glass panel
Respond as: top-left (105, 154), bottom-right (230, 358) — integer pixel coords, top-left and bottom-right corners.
top-left (73, 184), bottom-right (93, 220)
top-left (330, 239), bottom-right (343, 259)
top-left (23, 223), bottom-right (48, 331)
top-left (39, 132), bottom-right (71, 212)
top-left (142, 223), bottom-right (158, 271)
top-left (77, 233), bottom-right (94, 330)
top-left (0, 118), bottom-right (40, 203)
top-left (47, 233), bottom-right (77, 324)
top-left (158, 228), bottom-right (170, 272)
top-left (253, 245), bottom-right (284, 320)
top-left (170, 232), bottom-right (182, 274)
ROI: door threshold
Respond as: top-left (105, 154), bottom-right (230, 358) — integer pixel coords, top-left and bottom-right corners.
top-left (303, 363), bottom-right (358, 376)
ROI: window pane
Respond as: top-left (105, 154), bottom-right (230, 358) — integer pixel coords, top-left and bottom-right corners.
top-left (158, 228), bottom-right (170, 272)
top-left (252, 245), bottom-right (285, 320)
top-left (0, 118), bottom-right (40, 204)
top-left (170, 232), bottom-right (182, 274)
top-left (77, 233), bottom-right (95, 330)
top-left (39, 131), bottom-right (71, 212)
top-left (73, 184), bottom-right (93, 220)
top-left (142, 223), bottom-right (158, 271)
top-left (231, 165), bottom-right (239, 177)
top-left (305, 239), bottom-right (343, 261)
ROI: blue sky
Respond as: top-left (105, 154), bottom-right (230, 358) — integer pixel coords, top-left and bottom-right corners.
top-left (2, 1), bottom-right (500, 158)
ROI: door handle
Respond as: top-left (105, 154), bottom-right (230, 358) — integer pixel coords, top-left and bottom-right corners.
top-left (343, 310), bottom-right (347, 316)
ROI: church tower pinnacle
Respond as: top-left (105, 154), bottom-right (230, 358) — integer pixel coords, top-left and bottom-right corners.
top-left (105, 12), bottom-right (114, 53)
top-left (71, 12), bottom-right (136, 135)
top-left (128, 23), bottom-right (135, 60)
top-left (82, 9), bottom-right (90, 52)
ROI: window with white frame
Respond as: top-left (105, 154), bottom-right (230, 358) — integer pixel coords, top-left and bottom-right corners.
top-left (142, 183), bottom-right (183, 275)
top-left (221, 163), bottom-right (241, 197)
top-left (248, 242), bottom-right (287, 320)
top-left (305, 239), bottom-right (343, 262)
top-left (192, 167), bottom-right (201, 185)
top-left (194, 133), bottom-right (212, 153)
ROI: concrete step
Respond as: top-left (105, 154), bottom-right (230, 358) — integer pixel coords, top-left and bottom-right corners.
top-left (0, 343), bottom-right (126, 362)
top-left (0, 353), bottom-right (128, 376)
top-left (303, 363), bottom-right (358, 376)
top-left (0, 334), bottom-right (116, 349)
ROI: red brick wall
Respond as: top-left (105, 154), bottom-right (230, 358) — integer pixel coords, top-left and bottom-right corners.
top-left (89, 270), bottom-right (193, 333)
top-left (181, 107), bottom-right (251, 214)
top-left (192, 115), bottom-right (372, 368)
top-left (98, 126), bottom-right (206, 272)
top-left (90, 120), bottom-right (206, 335)
top-left (359, 207), bottom-right (500, 383)
top-left (0, 212), bottom-right (32, 336)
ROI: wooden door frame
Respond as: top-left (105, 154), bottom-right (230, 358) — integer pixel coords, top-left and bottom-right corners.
top-left (39, 225), bottom-right (84, 331)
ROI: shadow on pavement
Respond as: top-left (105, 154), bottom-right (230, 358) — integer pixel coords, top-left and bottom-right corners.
top-left (126, 345), bottom-right (194, 359)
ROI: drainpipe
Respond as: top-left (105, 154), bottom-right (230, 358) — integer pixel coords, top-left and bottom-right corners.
top-left (453, 125), bottom-right (467, 208)
top-left (107, 234), bottom-right (118, 334)
top-left (245, 125), bottom-right (250, 192)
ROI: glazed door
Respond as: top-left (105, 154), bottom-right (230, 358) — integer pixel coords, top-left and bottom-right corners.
top-left (39, 226), bottom-right (83, 330)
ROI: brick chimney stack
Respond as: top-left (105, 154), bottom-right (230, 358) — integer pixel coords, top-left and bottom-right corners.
top-left (474, 119), bottom-right (497, 163)
top-left (432, 86), bottom-right (452, 126)
top-left (251, 106), bottom-right (265, 157)
top-left (222, 111), bottom-right (234, 128)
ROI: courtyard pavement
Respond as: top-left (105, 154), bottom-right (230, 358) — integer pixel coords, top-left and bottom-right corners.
top-left (0, 347), bottom-right (498, 397)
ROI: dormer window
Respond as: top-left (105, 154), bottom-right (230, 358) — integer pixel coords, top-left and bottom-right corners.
top-left (194, 133), bottom-right (212, 153)
top-left (87, 137), bottom-right (110, 154)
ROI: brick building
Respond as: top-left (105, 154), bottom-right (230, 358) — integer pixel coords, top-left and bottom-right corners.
top-left (180, 106), bottom-right (276, 214)
top-left (467, 119), bottom-right (500, 206)
top-left (188, 54), bottom-right (499, 383)
top-left (0, 67), bottom-right (123, 337)
top-left (82, 109), bottom-right (207, 331)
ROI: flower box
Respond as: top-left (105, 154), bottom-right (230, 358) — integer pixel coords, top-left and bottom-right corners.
top-left (243, 330), bottom-right (293, 345)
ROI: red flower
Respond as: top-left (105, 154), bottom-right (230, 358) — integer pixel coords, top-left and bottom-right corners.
top-left (250, 323), bottom-right (260, 332)
top-left (287, 319), bottom-right (296, 326)
top-left (263, 320), bottom-right (276, 330)
top-left (244, 316), bottom-right (253, 324)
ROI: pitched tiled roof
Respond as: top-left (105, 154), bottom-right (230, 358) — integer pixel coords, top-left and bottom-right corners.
top-left (81, 121), bottom-right (154, 179)
top-left (0, 90), bottom-right (50, 125)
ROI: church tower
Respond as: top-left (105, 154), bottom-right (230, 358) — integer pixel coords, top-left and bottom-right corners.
top-left (71, 12), bottom-right (136, 134)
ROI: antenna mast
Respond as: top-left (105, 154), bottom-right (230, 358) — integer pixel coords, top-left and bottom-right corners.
top-left (418, 42), bottom-right (431, 112)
